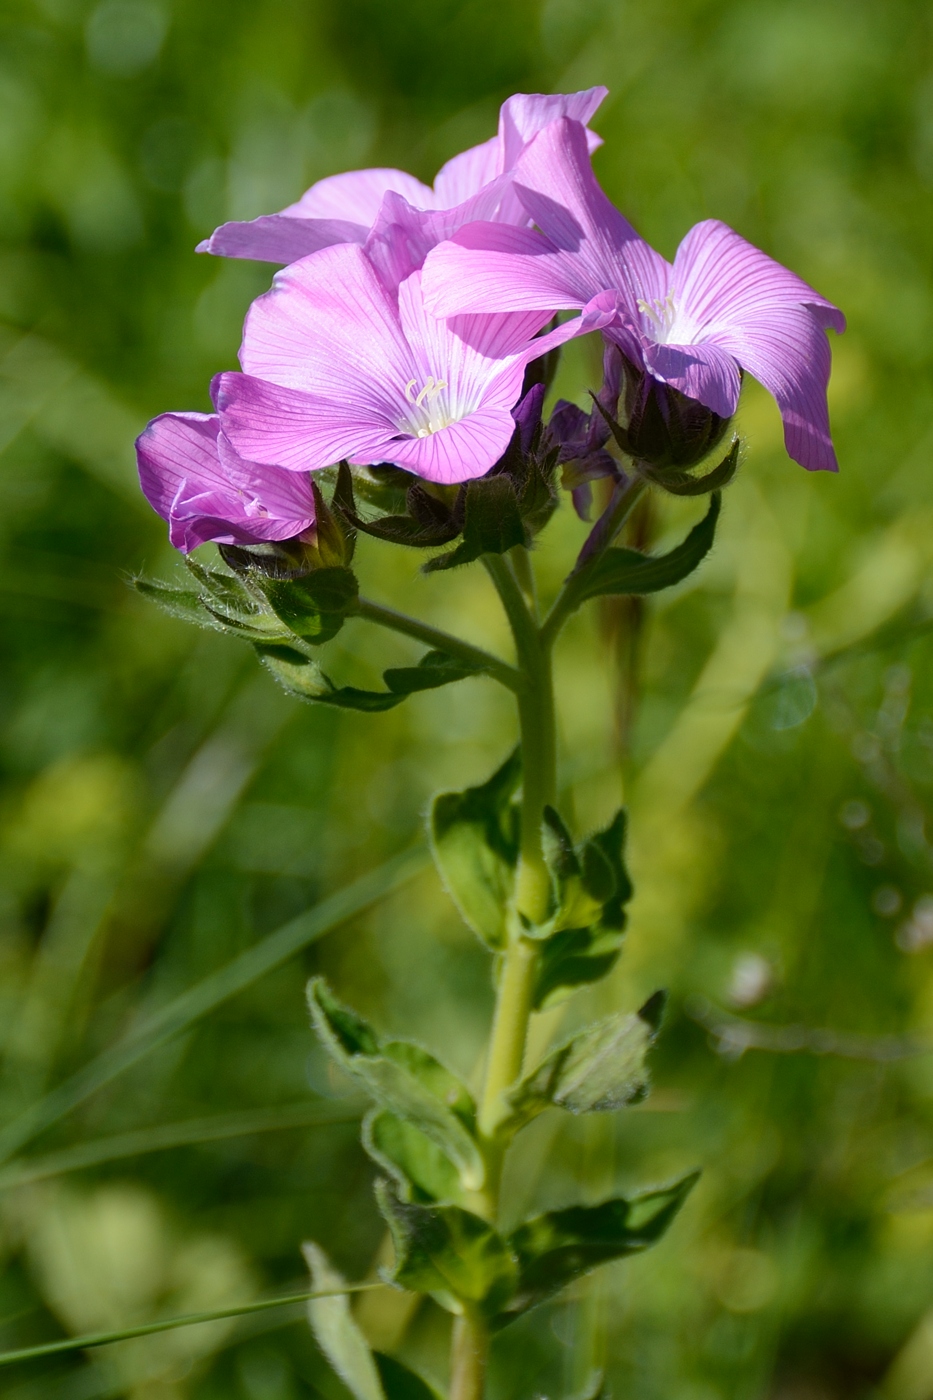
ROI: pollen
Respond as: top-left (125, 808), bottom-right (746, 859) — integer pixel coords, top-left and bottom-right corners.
top-left (637, 291), bottom-right (678, 342)
top-left (403, 376), bottom-right (455, 437)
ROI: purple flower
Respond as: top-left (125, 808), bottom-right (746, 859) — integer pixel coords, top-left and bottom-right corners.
top-left (136, 412), bottom-right (316, 553)
top-left (197, 89), bottom-right (607, 266)
top-left (212, 241), bottom-right (606, 487)
top-left (422, 118), bottom-right (846, 473)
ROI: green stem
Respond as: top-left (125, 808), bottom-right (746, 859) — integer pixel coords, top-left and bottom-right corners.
top-left (356, 597), bottom-right (520, 692)
top-left (450, 1314), bottom-right (488, 1400)
top-left (540, 475), bottom-right (649, 650)
top-left (448, 551), bottom-right (560, 1399)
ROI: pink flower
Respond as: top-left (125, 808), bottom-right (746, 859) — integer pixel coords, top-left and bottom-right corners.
top-left (136, 412), bottom-right (315, 553)
top-left (422, 118), bottom-right (846, 472)
top-left (213, 241), bottom-right (604, 486)
top-left (197, 89), bottom-right (607, 266)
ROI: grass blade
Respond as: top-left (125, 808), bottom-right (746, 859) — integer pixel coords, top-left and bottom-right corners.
top-left (0, 846), bottom-right (427, 1165)
top-left (0, 1284), bottom-right (384, 1368)
top-left (0, 1097), bottom-right (367, 1191)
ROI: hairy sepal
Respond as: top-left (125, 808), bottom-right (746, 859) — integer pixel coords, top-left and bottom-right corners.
top-left (308, 979), bottom-right (484, 1192)
top-left (501, 994), bottom-right (667, 1134)
top-left (429, 748), bottom-right (522, 950)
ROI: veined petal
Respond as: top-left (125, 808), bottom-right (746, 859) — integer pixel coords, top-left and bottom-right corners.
top-left (136, 411), bottom-right (314, 552)
top-left (497, 87), bottom-right (608, 168)
top-left (642, 341), bottom-right (742, 419)
top-left (381, 406), bottom-right (518, 484)
top-left (197, 214), bottom-right (367, 264)
top-left (283, 167), bottom-right (436, 221)
top-left (239, 242), bottom-right (413, 409)
top-left (705, 306), bottom-right (839, 472)
top-left (215, 373), bottom-right (395, 473)
top-left (432, 137), bottom-right (501, 207)
top-left (511, 118), bottom-right (668, 308)
top-left (422, 222), bottom-right (594, 315)
top-left (363, 178), bottom-right (513, 292)
top-left (672, 220), bottom-right (847, 336)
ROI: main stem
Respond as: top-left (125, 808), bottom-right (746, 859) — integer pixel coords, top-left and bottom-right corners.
top-left (449, 551), bottom-right (557, 1400)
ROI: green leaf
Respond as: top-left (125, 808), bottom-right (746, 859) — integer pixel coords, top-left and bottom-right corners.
top-left (497, 1172), bottom-right (700, 1324)
top-left (423, 476), bottom-right (526, 573)
top-left (364, 1110), bottom-right (463, 1205)
top-left (303, 1242), bottom-right (385, 1400)
top-left (502, 996), bottom-right (666, 1133)
top-left (374, 1353), bottom-right (442, 1400)
top-left (257, 646), bottom-right (483, 712)
top-left (532, 810), bottom-right (634, 1007)
top-left (429, 748), bottom-right (522, 949)
top-left (308, 980), bottom-right (484, 1192)
top-left (574, 492), bottom-right (721, 606)
top-left (377, 1181), bottom-right (519, 1317)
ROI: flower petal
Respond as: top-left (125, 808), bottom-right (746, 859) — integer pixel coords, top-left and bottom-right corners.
top-left (497, 87), bottom-right (608, 169)
top-left (432, 137), bottom-right (501, 207)
top-left (421, 221), bottom-right (593, 315)
top-left (704, 306), bottom-right (839, 472)
top-left (641, 340), bottom-right (742, 419)
top-left (136, 411), bottom-right (315, 551)
top-left (214, 373), bottom-right (395, 474)
top-left (197, 214), bottom-right (367, 264)
top-left (672, 220), bottom-right (847, 336)
top-left (511, 118), bottom-right (669, 308)
top-left (363, 178), bottom-right (513, 291)
top-left (382, 406), bottom-right (518, 484)
top-left (238, 243), bottom-right (413, 410)
top-left (283, 167), bottom-right (436, 221)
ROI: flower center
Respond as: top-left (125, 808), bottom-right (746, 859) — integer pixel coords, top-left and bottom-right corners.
top-left (637, 291), bottom-right (679, 344)
top-left (403, 376), bottom-right (455, 437)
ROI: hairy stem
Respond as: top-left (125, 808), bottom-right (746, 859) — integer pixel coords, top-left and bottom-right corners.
top-left (356, 597), bottom-right (520, 692)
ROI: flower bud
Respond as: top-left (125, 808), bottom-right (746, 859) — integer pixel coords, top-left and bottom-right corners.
top-left (610, 358), bottom-right (734, 473)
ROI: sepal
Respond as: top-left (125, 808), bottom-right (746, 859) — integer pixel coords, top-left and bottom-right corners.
top-left (429, 748), bottom-right (521, 950)
top-left (308, 979), bottom-right (485, 1191)
top-left (376, 1181), bottom-right (519, 1319)
top-left (501, 995), bottom-right (666, 1133)
top-left (496, 1172), bottom-right (700, 1325)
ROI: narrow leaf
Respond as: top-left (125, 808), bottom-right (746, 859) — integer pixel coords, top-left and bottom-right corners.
top-left (575, 493), bottom-right (721, 605)
top-left (257, 646), bottom-right (482, 712)
top-left (430, 748), bottom-right (522, 949)
top-left (498, 1172), bottom-right (700, 1323)
top-left (304, 1243), bottom-right (385, 1400)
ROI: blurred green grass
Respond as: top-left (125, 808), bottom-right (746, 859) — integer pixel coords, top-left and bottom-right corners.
top-left (1, 0), bottom-right (933, 1397)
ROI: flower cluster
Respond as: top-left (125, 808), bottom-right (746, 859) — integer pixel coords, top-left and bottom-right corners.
top-left (137, 87), bottom-right (844, 554)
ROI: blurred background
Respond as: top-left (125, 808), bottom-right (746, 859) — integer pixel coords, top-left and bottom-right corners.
top-left (0, 0), bottom-right (932, 1396)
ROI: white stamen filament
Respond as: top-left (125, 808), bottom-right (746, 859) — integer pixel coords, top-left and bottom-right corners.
top-left (403, 377), bottom-right (454, 437)
top-left (637, 291), bottom-right (678, 343)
